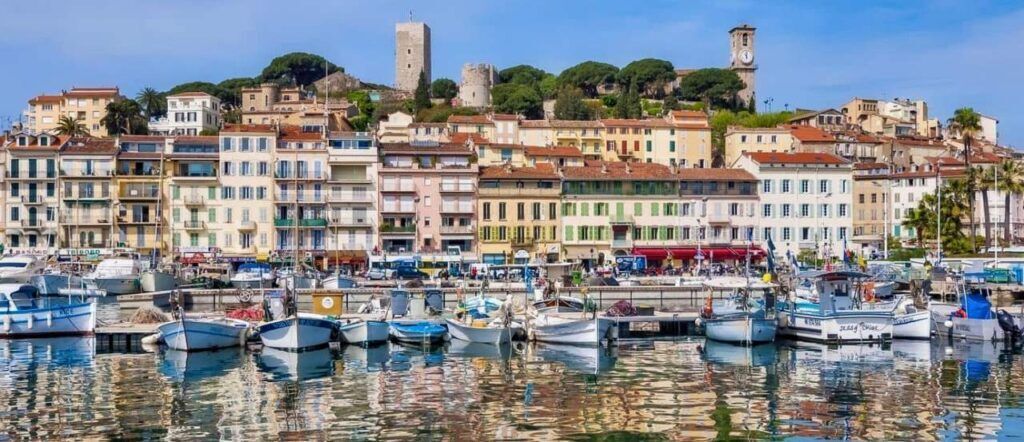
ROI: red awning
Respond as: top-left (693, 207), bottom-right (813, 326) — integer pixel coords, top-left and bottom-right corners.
top-left (631, 247), bottom-right (766, 260)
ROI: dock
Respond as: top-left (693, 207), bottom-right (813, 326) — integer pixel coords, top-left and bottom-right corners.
top-left (95, 323), bottom-right (158, 353)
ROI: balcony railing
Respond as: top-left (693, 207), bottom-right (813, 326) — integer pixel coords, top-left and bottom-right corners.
top-left (62, 169), bottom-right (113, 177)
top-left (64, 192), bottom-right (110, 200)
top-left (117, 168), bottom-right (161, 177)
top-left (381, 205), bottom-right (416, 213)
top-left (706, 212), bottom-right (732, 224)
top-left (479, 187), bottom-right (560, 197)
top-left (609, 214), bottom-right (635, 225)
top-left (440, 225), bottom-right (475, 235)
top-left (278, 192), bottom-right (326, 203)
top-left (328, 192), bottom-right (374, 203)
top-left (439, 183), bottom-right (476, 193)
top-left (440, 206), bottom-right (474, 214)
top-left (120, 187), bottom-right (160, 199)
top-left (611, 239), bottom-right (633, 248)
top-left (183, 195), bottom-right (205, 206)
top-left (329, 218), bottom-right (371, 227)
top-left (20, 219), bottom-right (42, 228)
top-left (183, 220), bottom-right (206, 230)
top-left (381, 182), bottom-right (416, 192)
top-left (274, 218), bottom-right (328, 228)
top-left (238, 220), bottom-right (257, 231)
top-left (379, 225), bottom-right (416, 233)
top-left (21, 195), bottom-right (43, 204)
top-left (275, 171), bottom-right (325, 180)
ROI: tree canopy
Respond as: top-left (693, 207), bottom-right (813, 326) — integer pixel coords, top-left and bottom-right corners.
top-left (612, 82), bottom-right (642, 119)
top-left (557, 61), bottom-right (619, 98)
top-left (136, 87), bottom-right (166, 119)
top-left (216, 77), bottom-right (260, 106)
top-left (677, 68), bottom-right (746, 110)
top-left (491, 83), bottom-right (543, 118)
top-left (259, 52), bottom-right (342, 86)
top-left (416, 105), bottom-right (479, 123)
top-left (100, 100), bottom-right (148, 136)
top-left (553, 87), bottom-right (593, 120)
top-left (499, 65), bottom-right (549, 86)
top-left (618, 58), bottom-right (675, 98)
top-left (413, 71), bottom-right (432, 111)
top-left (430, 78), bottom-right (459, 101)
top-left (165, 81), bottom-right (235, 105)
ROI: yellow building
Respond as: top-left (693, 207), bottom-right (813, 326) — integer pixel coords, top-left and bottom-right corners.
top-left (478, 163), bottom-right (562, 264)
top-left (23, 87), bottom-right (123, 137)
top-left (215, 125), bottom-right (276, 261)
top-left (723, 126), bottom-right (794, 166)
top-left (165, 135), bottom-right (222, 260)
top-left (115, 135), bottom-right (170, 257)
top-left (518, 120), bottom-right (604, 160)
top-left (59, 138), bottom-right (117, 248)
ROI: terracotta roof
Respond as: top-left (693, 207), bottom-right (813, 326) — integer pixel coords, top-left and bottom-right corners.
top-left (853, 162), bottom-right (889, 170)
top-left (450, 132), bottom-right (489, 145)
top-left (221, 124), bottom-right (275, 133)
top-left (519, 119), bottom-right (603, 129)
top-left (409, 122), bottom-right (447, 128)
top-left (61, 137), bottom-right (117, 155)
top-left (524, 145), bottom-right (584, 158)
top-left (671, 110), bottom-right (707, 119)
top-left (563, 161), bottom-right (676, 181)
top-left (744, 152), bottom-right (850, 166)
top-left (480, 163), bottom-right (558, 180)
top-left (173, 136), bottom-right (218, 145)
top-left (29, 95), bottom-right (62, 105)
top-left (786, 125), bottom-right (835, 143)
top-left (379, 143), bottom-right (474, 155)
top-left (889, 169), bottom-right (964, 179)
top-left (447, 115), bottom-right (492, 125)
top-left (167, 91), bottom-right (214, 98)
top-left (64, 87), bottom-right (120, 98)
top-left (892, 137), bottom-right (946, 148)
top-left (279, 125), bottom-right (325, 141)
top-left (491, 114), bottom-right (519, 121)
top-left (5, 134), bottom-right (66, 151)
top-left (676, 168), bottom-right (756, 181)
top-left (601, 119), bottom-right (672, 128)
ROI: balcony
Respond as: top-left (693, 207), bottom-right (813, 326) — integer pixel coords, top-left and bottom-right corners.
top-left (183, 195), bottom-right (205, 206)
top-left (706, 212), bottom-right (731, 224)
top-left (274, 218), bottom-right (328, 228)
top-left (439, 183), bottom-right (476, 193)
top-left (174, 167), bottom-right (217, 180)
top-left (380, 205), bottom-right (416, 214)
top-left (609, 214), bottom-right (635, 225)
top-left (21, 195), bottom-right (44, 205)
top-left (611, 239), bottom-right (633, 249)
top-left (479, 187), bottom-right (560, 197)
top-left (327, 175), bottom-right (373, 184)
top-left (380, 225), bottom-right (416, 235)
top-left (70, 217), bottom-right (112, 225)
top-left (328, 192), bottom-right (374, 203)
top-left (329, 217), bottom-right (372, 227)
top-left (238, 220), bottom-right (257, 231)
top-left (62, 169), bottom-right (113, 178)
top-left (5, 172), bottom-right (57, 180)
top-left (117, 167), bottom-right (161, 177)
top-left (116, 216), bottom-right (156, 225)
top-left (278, 192), bottom-right (326, 203)
top-left (20, 219), bottom-right (43, 228)
top-left (439, 206), bottom-right (474, 215)
top-left (511, 237), bottom-right (535, 248)
top-left (183, 220), bottom-right (206, 231)
top-left (275, 171), bottom-right (325, 181)
top-left (440, 224), bottom-right (475, 235)
top-left (381, 182), bottom-right (416, 193)
top-left (63, 192), bottom-right (110, 201)
top-left (119, 186), bottom-right (160, 200)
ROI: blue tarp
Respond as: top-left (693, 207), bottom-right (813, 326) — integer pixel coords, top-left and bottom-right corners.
top-left (962, 289), bottom-right (994, 319)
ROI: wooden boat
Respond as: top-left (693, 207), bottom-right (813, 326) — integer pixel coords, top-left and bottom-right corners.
top-left (141, 269), bottom-right (178, 292)
top-left (257, 312), bottom-right (335, 351)
top-left (529, 314), bottom-right (617, 346)
top-left (0, 284), bottom-right (96, 337)
top-left (389, 321), bottom-right (447, 344)
top-left (778, 271), bottom-right (893, 344)
top-left (157, 316), bottom-right (250, 351)
top-left (335, 319), bottom-right (389, 345)
top-left (699, 277), bottom-right (777, 345)
top-left (445, 317), bottom-right (513, 345)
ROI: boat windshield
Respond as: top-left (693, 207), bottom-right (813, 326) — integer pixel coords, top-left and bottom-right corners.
top-left (0, 262), bottom-right (29, 269)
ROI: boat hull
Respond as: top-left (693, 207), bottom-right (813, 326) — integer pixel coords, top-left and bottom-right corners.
top-left (0, 302), bottom-right (97, 337)
top-left (337, 320), bottom-right (389, 345)
top-left (257, 314), bottom-right (334, 351)
top-left (778, 309), bottom-right (893, 343)
top-left (158, 318), bottom-right (249, 351)
top-left (705, 316), bottom-right (777, 344)
top-left (141, 271), bottom-right (177, 293)
top-left (389, 322), bottom-right (447, 344)
top-left (87, 277), bottom-right (141, 295)
top-left (322, 276), bottom-right (357, 290)
top-left (445, 318), bottom-right (512, 345)
top-left (530, 317), bottom-right (617, 346)
top-left (930, 306), bottom-right (1011, 341)
top-left (32, 274), bottom-right (84, 296)
top-left (893, 310), bottom-right (932, 339)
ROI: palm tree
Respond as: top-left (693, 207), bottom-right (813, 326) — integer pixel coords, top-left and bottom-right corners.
top-left (997, 160), bottom-right (1024, 245)
top-left (948, 107), bottom-right (982, 164)
top-left (136, 87), bottom-right (166, 119)
top-left (971, 166), bottom-right (995, 250)
top-left (54, 115), bottom-right (90, 137)
top-left (963, 166), bottom-right (982, 252)
top-left (903, 207), bottom-right (930, 247)
top-left (100, 99), bottom-right (149, 136)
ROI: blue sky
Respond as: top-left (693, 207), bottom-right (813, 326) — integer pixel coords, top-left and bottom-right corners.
top-left (2, 0), bottom-right (1022, 146)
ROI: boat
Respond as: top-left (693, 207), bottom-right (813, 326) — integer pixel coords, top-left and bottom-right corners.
top-left (230, 263), bottom-right (275, 289)
top-left (777, 270), bottom-right (894, 344)
top-left (335, 319), bottom-right (389, 345)
top-left (0, 255), bottom-right (46, 283)
top-left (698, 277), bottom-right (777, 345)
top-left (931, 275), bottom-right (1021, 341)
top-left (445, 317), bottom-right (513, 345)
top-left (531, 342), bottom-right (618, 374)
top-left (531, 296), bottom-right (585, 313)
top-left (341, 343), bottom-right (391, 371)
top-left (447, 339), bottom-right (513, 360)
top-left (890, 297), bottom-right (931, 339)
top-left (84, 258), bottom-right (142, 295)
top-left (257, 312), bottom-right (336, 351)
top-left (157, 315), bottom-right (250, 351)
top-left (322, 274), bottom-right (358, 290)
top-left (275, 267), bottom-right (319, 290)
top-left (462, 295), bottom-right (504, 318)
top-left (257, 346), bottom-right (335, 381)
top-left (141, 269), bottom-right (178, 292)
top-left (388, 321), bottom-right (447, 344)
top-left (528, 314), bottom-right (618, 346)
top-left (158, 347), bottom-right (244, 382)
top-left (32, 263), bottom-right (88, 296)
top-left (701, 339), bottom-right (778, 367)
top-left (0, 284), bottom-right (97, 337)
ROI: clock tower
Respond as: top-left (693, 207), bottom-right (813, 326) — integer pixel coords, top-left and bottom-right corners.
top-left (729, 24), bottom-right (757, 107)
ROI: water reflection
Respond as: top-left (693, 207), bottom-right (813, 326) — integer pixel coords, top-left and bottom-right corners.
top-left (0, 337), bottom-right (1022, 439)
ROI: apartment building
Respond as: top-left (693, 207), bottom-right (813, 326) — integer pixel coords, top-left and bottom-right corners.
top-left (166, 135), bottom-right (222, 259)
top-left (326, 131), bottom-right (377, 272)
top-left (724, 127), bottom-right (794, 167)
top-left (523, 146), bottom-right (584, 168)
top-left (518, 120), bottom-right (604, 159)
top-left (478, 163), bottom-right (561, 265)
top-left (852, 162), bottom-right (890, 255)
top-left (22, 87), bottom-right (123, 136)
top-left (115, 135), bottom-right (168, 257)
top-left (4, 133), bottom-right (63, 252)
top-left (60, 138), bottom-right (116, 249)
top-left (149, 92), bottom-right (222, 136)
top-left (274, 126), bottom-right (329, 265)
top-left (216, 125), bottom-right (275, 261)
top-left (735, 152), bottom-right (854, 258)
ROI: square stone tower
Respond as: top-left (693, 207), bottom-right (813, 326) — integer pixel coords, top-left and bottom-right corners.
top-left (395, 22), bottom-right (431, 92)
top-left (729, 24), bottom-right (756, 107)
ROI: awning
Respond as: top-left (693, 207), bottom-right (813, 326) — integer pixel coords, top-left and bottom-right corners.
top-left (631, 247), bottom-right (766, 261)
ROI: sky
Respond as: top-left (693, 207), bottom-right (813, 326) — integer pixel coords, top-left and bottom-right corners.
top-left (2, 0), bottom-right (1023, 147)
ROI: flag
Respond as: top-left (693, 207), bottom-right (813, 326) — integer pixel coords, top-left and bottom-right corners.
top-left (766, 231), bottom-right (777, 273)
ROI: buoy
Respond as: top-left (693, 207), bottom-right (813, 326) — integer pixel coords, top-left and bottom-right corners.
top-left (944, 320), bottom-right (953, 329)
top-left (141, 333), bottom-right (162, 345)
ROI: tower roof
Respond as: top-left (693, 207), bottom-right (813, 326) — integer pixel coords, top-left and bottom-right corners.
top-left (730, 24), bottom-right (756, 32)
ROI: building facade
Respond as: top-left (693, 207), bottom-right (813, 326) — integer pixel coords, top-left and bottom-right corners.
top-left (395, 21), bottom-right (431, 92)
top-left (478, 163), bottom-right (561, 265)
top-left (149, 92), bottom-right (222, 136)
top-left (115, 135), bottom-right (168, 257)
top-left (22, 87), bottom-right (123, 137)
top-left (326, 131), bottom-right (378, 272)
top-left (60, 138), bottom-right (116, 249)
top-left (4, 133), bottom-right (63, 252)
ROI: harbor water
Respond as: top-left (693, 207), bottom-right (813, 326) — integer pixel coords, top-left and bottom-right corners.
top-left (2, 336), bottom-right (1024, 439)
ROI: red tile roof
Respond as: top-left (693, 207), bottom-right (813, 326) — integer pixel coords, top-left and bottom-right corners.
top-left (671, 110), bottom-right (707, 119)
top-left (447, 115), bottom-right (492, 125)
top-left (563, 161), bottom-right (676, 180)
top-left (221, 124), bottom-right (275, 133)
top-left (744, 152), bottom-right (850, 165)
top-left (6, 134), bottom-right (66, 151)
top-left (490, 114), bottom-right (519, 121)
top-left (173, 136), bottom-right (218, 145)
top-left (450, 132), bottom-right (489, 145)
top-left (279, 125), bottom-right (325, 141)
top-left (853, 162), bottom-right (889, 170)
top-left (524, 145), bottom-right (584, 158)
top-left (480, 163), bottom-right (559, 180)
top-left (29, 95), bottom-right (62, 105)
top-left (379, 143), bottom-right (474, 155)
top-left (62, 137), bottom-right (118, 155)
top-left (519, 119), bottom-right (603, 129)
top-left (64, 87), bottom-right (120, 98)
top-left (676, 168), bottom-right (757, 181)
top-left (786, 125), bottom-right (835, 143)
top-left (889, 169), bottom-right (964, 179)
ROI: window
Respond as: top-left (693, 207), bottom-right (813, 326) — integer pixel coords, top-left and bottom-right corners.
top-left (839, 204), bottom-right (848, 217)
top-left (800, 204), bottom-right (810, 217)
top-left (800, 180), bottom-right (810, 193)
top-left (517, 203), bottom-right (525, 221)
top-left (221, 137), bottom-right (233, 151)
top-left (782, 227), bottom-right (792, 241)
top-left (781, 179), bottom-right (791, 193)
top-left (498, 203), bottom-right (507, 220)
top-left (801, 227), bottom-right (811, 241)
top-left (645, 140), bottom-right (652, 152)
top-left (819, 179), bottom-right (828, 194)
top-left (762, 179), bottom-right (772, 193)
top-left (820, 204), bottom-right (830, 217)
top-left (762, 204), bottom-right (772, 217)
top-left (483, 202), bottom-right (491, 220)
top-left (669, 141), bottom-right (676, 152)
top-left (781, 204), bottom-right (791, 217)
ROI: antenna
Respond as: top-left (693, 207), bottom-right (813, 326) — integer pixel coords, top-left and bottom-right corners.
top-left (409, 10), bottom-right (413, 22)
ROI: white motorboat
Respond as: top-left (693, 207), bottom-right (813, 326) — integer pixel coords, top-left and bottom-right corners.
top-left (778, 270), bottom-right (894, 344)
top-left (699, 277), bottom-right (777, 345)
top-left (890, 297), bottom-right (931, 339)
top-left (322, 275), bottom-right (358, 290)
top-left (0, 284), bottom-right (97, 337)
top-left (528, 314), bottom-right (617, 346)
top-left (141, 269), bottom-right (178, 292)
top-left (389, 321), bottom-right (448, 344)
top-left (84, 258), bottom-right (142, 295)
top-left (231, 263), bottom-right (275, 289)
top-left (931, 288), bottom-right (1021, 342)
top-left (445, 317), bottom-right (513, 345)
top-left (157, 316), bottom-right (250, 351)
top-left (33, 271), bottom-right (85, 296)
top-left (257, 312), bottom-right (336, 351)
top-left (335, 319), bottom-right (389, 345)
top-left (0, 255), bottom-right (46, 283)
top-left (275, 268), bottom-right (319, 290)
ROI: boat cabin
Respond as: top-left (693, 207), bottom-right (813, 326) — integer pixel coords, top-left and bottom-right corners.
top-left (0, 285), bottom-right (41, 311)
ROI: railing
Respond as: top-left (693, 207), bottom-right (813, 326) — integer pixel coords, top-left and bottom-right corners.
top-left (62, 169), bottom-right (113, 177)
top-left (120, 187), bottom-right (160, 199)
top-left (439, 183), bottom-right (476, 193)
top-left (238, 220), bottom-right (257, 230)
top-left (328, 192), bottom-right (374, 203)
top-left (20, 219), bottom-right (42, 228)
top-left (380, 225), bottom-right (416, 233)
top-left (381, 182), bottom-right (416, 192)
top-left (611, 239), bottom-right (633, 248)
top-left (117, 168), bottom-right (161, 176)
top-left (706, 212), bottom-right (731, 224)
top-left (329, 218), bottom-right (371, 227)
top-left (440, 225), bottom-right (475, 234)
top-left (440, 206), bottom-right (474, 214)
top-left (65, 192), bottom-right (110, 200)
top-left (511, 238), bottom-right (535, 247)
top-left (274, 218), bottom-right (328, 227)
top-left (381, 205), bottom-right (416, 213)
top-left (21, 195), bottom-right (43, 204)
top-left (275, 171), bottom-right (325, 180)
top-left (479, 187), bottom-right (560, 197)
top-left (183, 195), bottom-right (205, 205)
top-left (609, 214), bottom-right (635, 224)
top-left (183, 220), bottom-right (206, 230)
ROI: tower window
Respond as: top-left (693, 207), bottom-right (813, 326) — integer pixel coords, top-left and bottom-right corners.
top-left (743, 34), bottom-right (749, 46)
top-left (408, 49), bottom-right (411, 54)
top-left (407, 64), bottom-right (411, 68)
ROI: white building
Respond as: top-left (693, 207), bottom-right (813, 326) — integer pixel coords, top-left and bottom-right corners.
top-left (735, 152), bottom-right (855, 258)
top-left (149, 92), bottom-right (222, 136)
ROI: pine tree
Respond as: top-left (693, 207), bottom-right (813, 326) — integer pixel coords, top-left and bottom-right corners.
top-left (414, 70), bottom-right (431, 111)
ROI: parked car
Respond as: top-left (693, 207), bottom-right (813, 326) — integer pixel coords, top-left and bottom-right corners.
top-left (366, 268), bottom-right (394, 280)
top-left (395, 267), bottom-right (429, 280)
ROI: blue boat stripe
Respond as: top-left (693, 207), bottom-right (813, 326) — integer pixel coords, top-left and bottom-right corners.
top-left (3, 311), bottom-right (93, 325)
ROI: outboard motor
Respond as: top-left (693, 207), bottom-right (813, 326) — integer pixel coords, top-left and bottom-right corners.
top-left (997, 309), bottom-right (1023, 340)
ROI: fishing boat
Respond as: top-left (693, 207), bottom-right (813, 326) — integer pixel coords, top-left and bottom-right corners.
top-left (531, 296), bottom-right (585, 313)
top-left (157, 314), bottom-right (250, 351)
top-left (0, 255), bottom-right (46, 283)
top-left (531, 342), bottom-right (618, 374)
top-left (388, 321), bottom-right (447, 344)
top-left (931, 275), bottom-right (1021, 341)
top-left (230, 263), bottom-right (275, 289)
top-left (698, 277), bottom-right (777, 345)
top-left (445, 317), bottom-right (513, 345)
top-left (275, 267), bottom-right (319, 290)
top-left (84, 257), bottom-right (142, 295)
top-left (777, 270), bottom-right (894, 344)
top-left (0, 284), bottom-right (97, 337)
top-left (257, 312), bottom-right (336, 351)
top-left (141, 269), bottom-right (178, 292)
top-left (32, 262), bottom-right (88, 296)
top-left (529, 314), bottom-right (617, 346)
top-left (322, 274), bottom-right (358, 290)
top-left (890, 297), bottom-right (932, 339)
top-left (335, 318), bottom-right (389, 345)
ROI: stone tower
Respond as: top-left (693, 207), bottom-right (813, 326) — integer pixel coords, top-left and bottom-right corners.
top-left (395, 21), bottom-right (431, 92)
top-left (458, 63), bottom-right (498, 108)
top-left (728, 24), bottom-right (757, 107)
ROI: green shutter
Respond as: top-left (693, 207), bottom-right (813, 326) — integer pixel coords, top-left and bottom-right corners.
top-left (208, 186), bottom-right (216, 200)
top-left (651, 203), bottom-right (659, 216)
top-left (616, 202), bottom-right (624, 217)
top-left (173, 208), bottom-right (181, 222)
top-left (172, 185), bottom-right (180, 200)
top-left (208, 208), bottom-right (216, 222)
top-left (565, 225), bottom-right (573, 241)
top-left (634, 202), bottom-right (642, 216)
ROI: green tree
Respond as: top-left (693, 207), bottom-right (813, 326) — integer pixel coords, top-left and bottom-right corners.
top-left (136, 87), bottom-right (166, 119)
top-left (259, 52), bottom-right (341, 86)
top-left (663, 95), bottom-right (680, 112)
top-left (677, 68), bottom-right (746, 110)
top-left (413, 70), bottom-right (432, 111)
top-left (499, 65), bottom-right (548, 86)
top-left (100, 100), bottom-right (148, 136)
top-left (617, 58), bottom-right (676, 98)
top-left (217, 77), bottom-right (259, 107)
top-left (997, 160), bottom-right (1024, 245)
top-left (553, 87), bottom-right (592, 120)
top-left (430, 78), bottom-right (459, 101)
top-left (166, 81), bottom-right (233, 104)
top-left (538, 74), bottom-right (559, 99)
top-left (948, 107), bottom-right (982, 165)
top-left (971, 166), bottom-right (994, 249)
top-left (903, 208), bottom-right (930, 247)
top-left (491, 83), bottom-right (542, 118)
top-left (416, 105), bottom-right (479, 123)
top-left (613, 81), bottom-right (642, 119)
top-left (54, 115), bottom-right (90, 137)
top-left (557, 61), bottom-right (619, 98)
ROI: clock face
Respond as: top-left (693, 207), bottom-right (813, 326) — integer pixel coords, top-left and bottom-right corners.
top-left (739, 49), bottom-right (754, 65)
